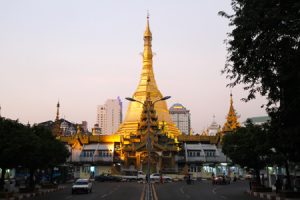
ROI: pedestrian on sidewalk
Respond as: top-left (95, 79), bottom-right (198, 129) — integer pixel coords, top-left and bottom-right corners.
top-left (212, 173), bottom-right (215, 185)
top-left (275, 177), bottom-right (282, 194)
top-left (160, 173), bottom-right (163, 184)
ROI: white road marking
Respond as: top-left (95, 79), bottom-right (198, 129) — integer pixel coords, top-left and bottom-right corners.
top-left (212, 187), bottom-right (217, 194)
top-left (212, 187), bottom-right (228, 199)
top-left (101, 184), bottom-right (121, 199)
top-left (179, 185), bottom-right (190, 199)
top-left (180, 186), bottom-right (185, 194)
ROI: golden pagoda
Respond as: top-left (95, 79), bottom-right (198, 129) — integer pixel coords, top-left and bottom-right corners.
top-left (116, 15), bottom-right (181, 137)
top-left (222, 93), bottom-right (240, 133)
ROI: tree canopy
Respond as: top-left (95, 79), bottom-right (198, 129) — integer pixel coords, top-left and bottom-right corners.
top-left (0, 117), bottom-right (69, 190)
top-left (220, 0), bottom-right (300, 183)
top-left (222, 120), bottom-right (272, 184)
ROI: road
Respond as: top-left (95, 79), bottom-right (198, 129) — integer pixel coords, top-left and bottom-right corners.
top-left (156, 180), bottom-right (257, 200)
top-left (27, 182), bottom-right (144, 200)
top-left (27, 180), bottom-right (257, 200)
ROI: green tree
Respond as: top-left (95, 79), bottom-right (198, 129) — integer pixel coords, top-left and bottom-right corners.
top-left (31, 125), bottom-right (69, 183)
top-left (222, 120), bottom-right (271, 185)
top-left (0, 118), bottom-right (32, 190)
top-left (19, 125), bottom-right (69, 187)
top-left (0, 118), bottom-right (69, 190)
top-left (220, 0), bottom-right (300, 189)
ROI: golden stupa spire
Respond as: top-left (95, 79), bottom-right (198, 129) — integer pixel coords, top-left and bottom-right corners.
top-left (56, 101), bottom-right (60, 121)
top-left (222, 93), bottom-right (240, 132)
top-left (144, 12), bottom-right (152, 38)
top-left (116, 15), bottom-right (181, 137)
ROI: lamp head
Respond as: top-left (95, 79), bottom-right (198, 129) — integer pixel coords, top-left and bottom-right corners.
top-left (161, 96), bottom-right (171, 101)
top-left (125, 97), bottom-right (136, 102)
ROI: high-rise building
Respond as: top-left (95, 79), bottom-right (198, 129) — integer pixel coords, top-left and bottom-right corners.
top-left (169, 103), bottom-right (191, 135)
top-left (97, 98), bottom-right (122, 134)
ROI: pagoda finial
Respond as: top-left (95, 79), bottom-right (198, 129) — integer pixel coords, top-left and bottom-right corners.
top-left (56, 101), bottom-right (60, 121)
top-left (144, 12), bottom-right (152, 38)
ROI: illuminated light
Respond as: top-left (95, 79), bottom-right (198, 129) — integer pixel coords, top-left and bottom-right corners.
top-left (90, 166), bottom-right (95, 172)
top-left (220, 163), bottom-right (227, 166)
top-left (173, 106), bottom-right (183, 109)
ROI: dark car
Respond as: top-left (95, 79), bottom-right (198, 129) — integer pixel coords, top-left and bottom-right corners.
top-left (95, 173), bottom-right (121, 182)
top-left (213, 176), bottom-right (231, 185)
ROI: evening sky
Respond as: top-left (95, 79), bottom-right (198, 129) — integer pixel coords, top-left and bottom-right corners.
top-left (0, 0), bottom-right (267, 133)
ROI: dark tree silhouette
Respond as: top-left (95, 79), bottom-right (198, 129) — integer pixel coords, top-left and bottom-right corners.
top-left (220, 0), bottom-right (300, 189)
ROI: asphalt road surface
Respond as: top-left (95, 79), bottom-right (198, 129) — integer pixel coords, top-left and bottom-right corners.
top-left (27, 182), bottom-right (144, 200)
top-left (156, 180), bottom-right (257, 200)
top-left (27, 180), bottom-right (257, 200)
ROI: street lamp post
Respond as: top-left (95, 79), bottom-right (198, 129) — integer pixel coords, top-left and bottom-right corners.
top-left (125, 95), bottom-right (171, 200)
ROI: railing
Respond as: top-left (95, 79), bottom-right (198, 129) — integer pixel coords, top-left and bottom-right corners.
top-left (186, 156), bottom-right (206, 162)
top-left (78, 156), bottom-right (113, 162)
top-left (175, 156), bottom-right (185, 162)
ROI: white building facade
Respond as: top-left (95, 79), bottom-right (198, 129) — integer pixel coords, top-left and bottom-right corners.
top-left (97, 97), bottom-right (122, 134)
top-left (169, 103), bottom-right (191, 135)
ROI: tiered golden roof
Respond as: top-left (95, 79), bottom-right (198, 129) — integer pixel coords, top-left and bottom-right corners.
top-left (116, 16), bottom-right (181, 137)
top-left (222, 93), bottom-right (240, 132)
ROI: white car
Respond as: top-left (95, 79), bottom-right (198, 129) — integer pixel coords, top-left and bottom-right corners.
top-left (72, 179), bottom-right (92, 194)
top-left (150, 173), bottom-right (172, 182)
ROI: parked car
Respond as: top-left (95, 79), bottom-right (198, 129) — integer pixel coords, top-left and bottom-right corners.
top-left (213, 176), bottom-right (230, 185)
top-left (150, 173), bottom-right (172, 183)
top-left (95, 173), bottom-right (122, 182)
top-left (117, 170), bottom-right (146, 181)
top-left (71, 179), bottom-right (92, 194)
top-left (245, 173), bottom-right (254, 180)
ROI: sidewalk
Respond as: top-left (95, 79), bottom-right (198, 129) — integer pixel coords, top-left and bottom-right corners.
top-left (246, 190), bottom-right (300, 200)
top-left (0, 185), bottom-right (66, 200)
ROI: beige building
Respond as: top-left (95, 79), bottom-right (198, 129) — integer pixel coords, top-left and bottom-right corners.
top-left (169, 103), bottom-right (191, 135)
top-left (97, 97), bottom-right (122, 134)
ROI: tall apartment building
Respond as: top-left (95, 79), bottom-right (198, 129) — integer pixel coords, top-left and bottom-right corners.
top-left (169, 103), bottom-right (191, 135)
top-left (97, 97), bottom-right (122, 134)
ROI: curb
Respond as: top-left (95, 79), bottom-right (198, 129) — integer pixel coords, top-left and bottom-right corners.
top-left (0, 186), bottom-right (65, 200)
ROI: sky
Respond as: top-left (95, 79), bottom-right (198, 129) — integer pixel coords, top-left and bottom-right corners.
top-left (0, 0), bottom-right (267, 133)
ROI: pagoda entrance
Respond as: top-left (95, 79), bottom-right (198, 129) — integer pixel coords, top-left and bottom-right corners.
top-left (140, 152), bottom-right (160, 173)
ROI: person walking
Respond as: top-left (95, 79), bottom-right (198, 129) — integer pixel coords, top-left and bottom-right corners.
top-left (212, 173), bottom-right (215, 185)
top-left (160, 173), bottom-right (163, 184)
top-left (275, 178), bottom-right (282, 193)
